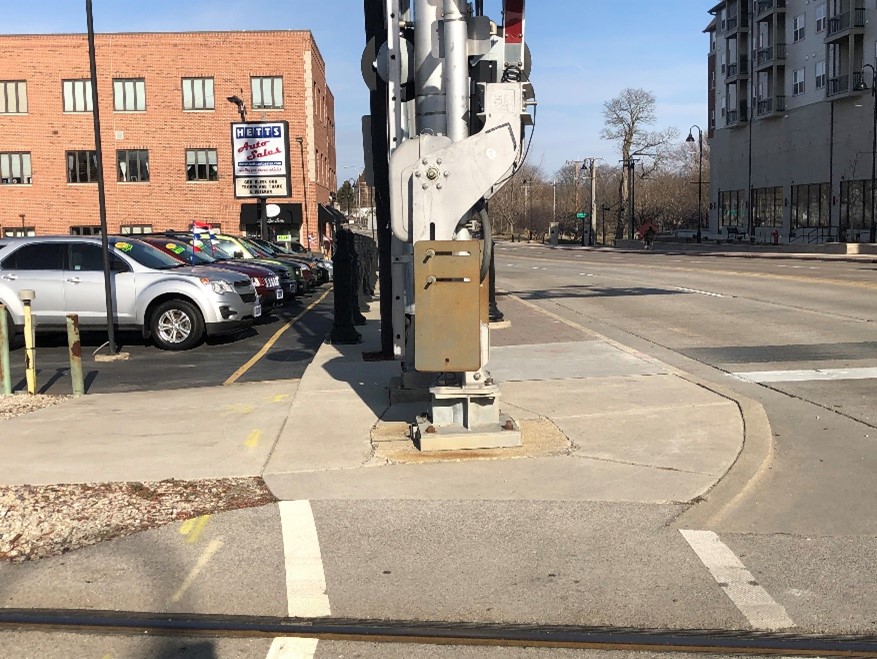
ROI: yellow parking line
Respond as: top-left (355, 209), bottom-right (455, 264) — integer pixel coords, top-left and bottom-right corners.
top-left (224, 289), bottom-right (331, 386)
top-left (179, 515), bottom-right (211, 544)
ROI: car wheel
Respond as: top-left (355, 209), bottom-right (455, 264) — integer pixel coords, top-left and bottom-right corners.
top-left (150, 299), bottom-right (204, 351)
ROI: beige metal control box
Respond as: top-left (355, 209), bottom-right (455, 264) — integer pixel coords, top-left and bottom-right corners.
top-left (414, 240), bottom-right (483, 372)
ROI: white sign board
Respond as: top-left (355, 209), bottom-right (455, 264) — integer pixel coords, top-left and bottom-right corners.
top-left (231, 121), bottom-right (291, 199)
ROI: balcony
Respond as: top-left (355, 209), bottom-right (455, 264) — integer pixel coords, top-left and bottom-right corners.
top-left (826, 8), bottom-right (866, 42)
top-left (725, 55), bottom-right (750, 81)
top-left (755, 43), bottom-right (787, 70)
top-left (826, 71), bottom-right (865, 98)
top-left (755, 0), bottom-right (786, 20)
top-left (756, 95), bottom-right (786, 117)
top-left (726, 101), bottom-right (749, 127)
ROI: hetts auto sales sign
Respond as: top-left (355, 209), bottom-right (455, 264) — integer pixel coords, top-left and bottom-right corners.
top-left (231, 121), bottom-right (291, 198)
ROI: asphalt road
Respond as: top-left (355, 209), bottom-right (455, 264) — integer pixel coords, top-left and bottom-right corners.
top-left (495, 243), bottom-right (877, 538)
top-left (3, 244), bottom-right (877, 658)
top-left (3, 288), bottom-right (335, 395)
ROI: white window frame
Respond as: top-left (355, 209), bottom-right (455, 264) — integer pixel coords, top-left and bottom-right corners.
top-left (182, 77), bottom-right (215, 111)
top-left (113, 78), bottom-right (146, 112)
top-left (63, 79), bottom-right (93, 113)
top-left (793, 68), bottom-right (806, 96)
top-left (815, 3), bottom-right (827, 32)
top-left (815, 60), bottom-right (826, 89)
top-left (793, 14), bottom-right (806, 42)
top-left (251, 76), bottom-right (284, 110)
top-left (0, 81), bottom-right (27, 114)
top-left (0, 152), bottom-right (33, 185)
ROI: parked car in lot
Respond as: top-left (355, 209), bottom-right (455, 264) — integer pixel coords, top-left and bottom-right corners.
top-left (139, 236), bottom-right (286, 309)
top-left (202, 233), bottom-right (318, 291)
top-left (248, 237), bottom-right (333, 283)
top-left (161, 231), bottom-right (305, 298)
top-left (0, 236), bottom-right (258, 350)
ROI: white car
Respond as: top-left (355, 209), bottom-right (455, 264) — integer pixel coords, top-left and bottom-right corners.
top-left (0, 236), bottom-right (259, 350)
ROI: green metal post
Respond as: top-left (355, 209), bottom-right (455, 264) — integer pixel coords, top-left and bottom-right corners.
top-left (0, 304), bottom-right (11, 395)
top-left (67, 314), bottom-right (85, 397)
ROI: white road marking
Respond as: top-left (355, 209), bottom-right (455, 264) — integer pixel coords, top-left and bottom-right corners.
top-left (675, 286), bottom-right (725, 298)
top-left (266, 637), bottom-right (319, 658)
top-left (267, 501), bottom-right (331, 659)
top-left (681, 530), bottom-right (795, 630)
top-left (279, 500), bottom-right (331, 617)
top-left (732, 367), bottom-right (877, 383)
top-left (171, 539), bottom-right (224, 603)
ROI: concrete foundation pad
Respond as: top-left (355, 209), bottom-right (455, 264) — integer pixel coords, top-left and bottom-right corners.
top-left (414, 414), bottom-right (522, 452)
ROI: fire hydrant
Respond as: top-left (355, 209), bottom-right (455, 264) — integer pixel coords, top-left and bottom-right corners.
top-left (771, 230), bottom-right (779, 245)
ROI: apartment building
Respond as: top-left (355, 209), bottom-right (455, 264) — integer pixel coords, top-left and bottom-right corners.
top-left (0, 31), bottom-right (338, 246)
top-left (706, 0), bottom-right (876, 243)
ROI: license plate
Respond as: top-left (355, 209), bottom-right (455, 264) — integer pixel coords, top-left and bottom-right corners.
top-left (253, 303), bottom-right (262, 318)
top-left (276, 289), bottom-right (284, 300)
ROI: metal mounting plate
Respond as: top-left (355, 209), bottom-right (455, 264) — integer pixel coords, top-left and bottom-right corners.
top-left (414, 240), bottom-right (482, 372)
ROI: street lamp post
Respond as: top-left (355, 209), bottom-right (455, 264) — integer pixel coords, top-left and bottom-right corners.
top-left (855, 64), bottom-right (877, 243)
top-left (686, 125), bottom-right (704, 244)
top-left (296, 137), bottom-right (311, 250)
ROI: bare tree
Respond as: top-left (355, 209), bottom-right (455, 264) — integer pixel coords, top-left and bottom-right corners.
top-left (601, 88), bottom-right (678, 239)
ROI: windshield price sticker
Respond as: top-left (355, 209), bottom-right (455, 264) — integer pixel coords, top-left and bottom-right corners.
top-left (114, 242), bottom-right (133, 252)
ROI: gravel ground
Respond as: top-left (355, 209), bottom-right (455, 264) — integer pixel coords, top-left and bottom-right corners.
top-left (0, 395), bottom-right (276, 563)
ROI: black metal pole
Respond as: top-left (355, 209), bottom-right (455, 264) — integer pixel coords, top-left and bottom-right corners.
top-left (86, 0), bottom-right (116, 355)
top-left (259, 197), bottom-right (267, 240)
top-left (871, 71), bottom-right (876, 243)
top-left (364, 0), bottom-right (394, 358)
top-left (697, 129), bottom-right (703, 244)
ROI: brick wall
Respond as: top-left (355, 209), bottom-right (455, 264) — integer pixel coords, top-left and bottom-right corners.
top-left (0, 31), bottom-right (335, 242)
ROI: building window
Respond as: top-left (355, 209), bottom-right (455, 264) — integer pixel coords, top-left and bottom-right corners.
top-left (2, 227), bottom-right (36, 238)
top-left (251, 76), bottom-right (283, 109)
top-left (63, 79), bottom-right (93, 113)
top-left (0, 152), bottom-right (33, 185)
top-left (185, 148), bottom-right (218, 181)
top-left (815, 61), bottom-right (826, 90)
top-left (815, 3), bottom-right (826, 32)
top-left (793, 68), bottom-right (805, 96)
top-left (752, 186), bottom-right (783, 227)
top-left (66, 150), bottom-right (99, 183)
top-left (117, 149), bottom-right (149, 182)
top-left (182, 77), bottom-right (215, 111)
top-left (0, 81), bottom-right (27, 114)
top-left (120, 224), bottom-right (153, 235)
top-left (719, 190), bottom-right (745, 227)
top-left (793, 15), bottom-right (806, 42)
top-left (840, 180), bottom-right (873, 231)
top-left (70, 226), bottom-right (102, 236)
top-left (113, 78), bottom-right (146, 112)
top-left (791, 183), bottom-right (830, 228)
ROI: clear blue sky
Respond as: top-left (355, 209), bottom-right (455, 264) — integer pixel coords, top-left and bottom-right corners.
top-left (4, 1), bottom-right (714, 181)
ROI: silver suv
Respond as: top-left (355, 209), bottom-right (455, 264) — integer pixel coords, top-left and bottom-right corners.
top-left (0, 236), bottom-right (259, 350)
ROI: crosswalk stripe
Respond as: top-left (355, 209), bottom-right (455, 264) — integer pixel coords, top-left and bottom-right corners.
top-left (732, 367), bottom-right (877, 383)
top-left (681, 530), bottom-right (795, 631)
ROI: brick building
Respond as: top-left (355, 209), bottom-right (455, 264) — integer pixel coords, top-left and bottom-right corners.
top-left (0, 31), bottom-right (338, 248)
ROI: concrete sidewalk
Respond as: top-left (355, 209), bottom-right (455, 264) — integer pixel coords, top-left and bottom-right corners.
top-left (0, 291), bottom-right (749, 509)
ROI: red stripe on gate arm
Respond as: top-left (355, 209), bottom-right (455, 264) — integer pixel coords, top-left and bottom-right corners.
top-left (504, 0), bottom-right (525, 44)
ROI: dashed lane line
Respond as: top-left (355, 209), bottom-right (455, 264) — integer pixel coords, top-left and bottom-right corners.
top-left (681, 530), bottom-right (795, 631)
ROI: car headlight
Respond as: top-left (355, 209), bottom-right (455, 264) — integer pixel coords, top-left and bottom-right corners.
top-left (200, 278), bottom-right (234, 294)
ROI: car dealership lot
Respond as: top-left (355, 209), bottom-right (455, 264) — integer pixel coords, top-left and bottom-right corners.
top-left (2, 290), bottom-right (334, 395)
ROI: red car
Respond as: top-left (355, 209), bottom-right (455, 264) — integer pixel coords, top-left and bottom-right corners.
top-left (140, 236), bottom-right (286, 309)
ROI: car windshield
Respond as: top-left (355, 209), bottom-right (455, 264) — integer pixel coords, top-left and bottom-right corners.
top-left (150, 240), bottom-right (216, 265)
top-left (109, 238), bottom-right (187, 270)
top-left (240, 238), bottom-right (273, 259)
top-left (193, 239), bottom-right (235, 260)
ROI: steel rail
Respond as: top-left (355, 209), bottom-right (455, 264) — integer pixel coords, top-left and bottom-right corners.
top-left (2, 610), bottom-right (877, 656)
